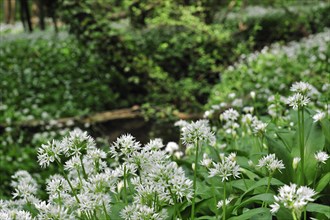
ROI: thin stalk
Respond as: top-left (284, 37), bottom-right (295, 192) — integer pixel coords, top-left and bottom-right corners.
top-left (57, 191), bottom-right (62, 209)
top-left (102, 201), bottom-right (110, 220)
top-left (79, 156), bottom-right (88, 179)
top-left (56, 160), bottom-right (80, 203)
top-left (191, 140), bottom-right (200, 220)
top-left (313, 164), bottom-right (320, 188)
top-left (304, 208), bottom-right (307, 220)
top-left (212, 183), bottom-right (219, 220)
top-left (292, 211), bottom-right (298, 220)
top-left (262, 174), bottom-right (272, 207)
top-left (298, 108), bottom-right (305, 185)
top-left (123, 165), bottom-right (128, 205)
top-left (223, 181), bottom-right (227, 220)
top-left (168, 186), bottom-right (182, 219)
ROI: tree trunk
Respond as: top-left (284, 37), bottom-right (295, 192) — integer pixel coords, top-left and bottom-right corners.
top-left (20, 0), bottom-right (33, 32)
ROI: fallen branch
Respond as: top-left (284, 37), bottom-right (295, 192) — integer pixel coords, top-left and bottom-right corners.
top-left (1, 106), bottom-right (203, 128)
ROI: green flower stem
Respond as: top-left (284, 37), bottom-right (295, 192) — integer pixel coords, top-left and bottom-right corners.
top-left (298, 108), bottom-right (305, 185)
top-left (313, 164), bottom-right (320, 188)
top-left (292, 211), bottom-right (298, 220)
top-left (79, 156), bottom-right (88, 179)
top-left (223, 181), bottom-right (227, 220)
top-left (212, 184), bottom-right (219, 220)
top-left (56, 160), bottom-right (80, 203)
top-left (168, 186), bottom-right (182, 219)
top-left (58, 191), bottom-right (62, 209)
top-left (123, 165), bottom-right (128, 205)
top-left (191, 140), bottom-right (200, 220)
top-left (102, 201), bottom-right (110, 220)
top-left (262, 174), bottom-right (272, 207)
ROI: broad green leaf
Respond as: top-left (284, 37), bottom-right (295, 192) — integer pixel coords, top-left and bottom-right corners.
top-left (231, 179), bottom-right (256, 192)
top-left (109, 202), bottom-right (125, 219)
top-left (228, 208), bottom-right (270, 220)
top-left (320, 119), bottom-right (330, 147)
top-left (236, 177), bottom-right (283, 204)
top-left (234, 193), bottom-right (274, 211)
top-left (307, 203), bottom-right (330, 218)
top-left (302, 117), bottom-right (325, 184)
top-left (316, 172), bottom-right (330, 193)
top-left (276, 130), bottom-right (295, 152)
top-left (266, 135), bottom-right (293, 183)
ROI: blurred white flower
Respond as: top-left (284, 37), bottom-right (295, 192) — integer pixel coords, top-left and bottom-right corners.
top-left (208, 153), bottom-right (240, 182)
top-left (165, 142), bottom-right (179, 154)
top-left (287, 93), bottom-right (310, 110)
top-left (314, 151), bottom-right (329, 164)
top-left (257, 154), bottom-right (285, 173)
top-left (292, 157), bottom-right (301, 170)
top-left (271, 183), bottom-right (316, 217)
top-left (312, 111), bottom-right (325, 122)
top-left (290, 82), bottom-right (312, 95)
top-left (181, 120), bottom-right (215, 146)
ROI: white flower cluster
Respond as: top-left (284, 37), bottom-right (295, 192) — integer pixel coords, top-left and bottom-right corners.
top-left (257, 154), bottom-right (285, 173)
top-left (181, 120), bottom-right (216, 146)
top-left (2, 130), bottom-right (193, 219)
top-left (270, 183), bottom-right (316, 218)
top-left (314, 151), bottom-right (329, 164)
top-left (208, 153), bottom-right (241, 182)
top-left (220, 108), bottom-right (240, 137)
top-left (37, 128), bottom-right (95, 168)
top-left (287, 82), bottom-right (313, 110)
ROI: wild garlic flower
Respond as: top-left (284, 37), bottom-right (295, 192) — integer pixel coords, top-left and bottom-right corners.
top-left (208, 153), bottom-right (241, 182)
top-left (251, 119), bottom-right (267, 135)
top-left (292, 157), bottom-right (301, 170)
top-left (174, 151), bottom-right (184, 159)
top-left (257, 154), bottom-right (285, 173)
top-left (200, 153), bottom-right (213, 168)
top-left (270, 183), bottom-right (316, 217)
top-left (181, 120), bottom-right (215, 146)
top-left (314, 151), bottom-right (329, 164)
top-left (37, 140), bottom-right (63, 168)
top-left (220, 108), bottom-right (240, 121)
top-left (121, 204), bottom-right (168, 220)
top-left (217, 197), bottom-right (233, 209)
top-left (287, 93), bottom-right (310, 110)
top-left (109, 134), bottom-right (141, 159)
top-left (64, 155), bottom-right (82, 172)
top-left (12, 182), bottom-right (38, 201)
top-left (290, 82), bottom-right (313, 95)
top-left (35, 201), bottom-right (74, 220)
top-left (165, 142), bottom-right (179, 154)
top-left (313, 111), bottom-right (325, 122)
top-left (144, 138), bottom-right (164, 151)
top-left (0, 210), bottom-right (33, 220)
top-left (174, 120), bottom-right (189, 130)
top-left (11, 171), bottom-right (38, 202)
top-left (46, 174), bottom-right (69, 196)
top-left (145, 162), bottom-right (193, 203)
top-left (62, 129), bottom-right (96, 157)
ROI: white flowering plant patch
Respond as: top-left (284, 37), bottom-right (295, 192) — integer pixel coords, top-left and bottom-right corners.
top-left (1, 79), bottom-right (329, 220)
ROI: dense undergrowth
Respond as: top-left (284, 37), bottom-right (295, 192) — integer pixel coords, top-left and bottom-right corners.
top-left (1, 1), bottom-right (330, 219)
top-left (1, 79), bottom-right (329, 219)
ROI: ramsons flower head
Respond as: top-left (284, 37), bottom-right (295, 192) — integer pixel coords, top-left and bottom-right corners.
top-left (290, 81), bottom-right (313, 95)
top-left (257, 154), bottom-right (285, 173)
top-left (314, 151), bottom-right (329, 164)
top-left (208, 153), bottom-right (241, 182)
top-left (109, 134), bottom-right (141, 159)
top-left (313, 111), bottom-right (325, 123)
top-left (181, 120), bottom-right (215, 146)
top-left (270, 183), bottom-right (316, 218)
top-left (287, 93), bottom-right (310, 110)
